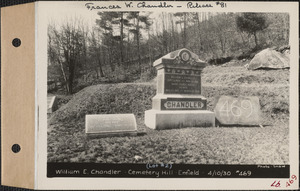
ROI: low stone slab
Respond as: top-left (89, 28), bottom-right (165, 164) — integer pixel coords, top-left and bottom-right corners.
top-left (214, 96), bottom-right (261, 125)
top-left (145, 110), bottom-right (215, 130)
top-left (85, 114), bottom-right (137, 137)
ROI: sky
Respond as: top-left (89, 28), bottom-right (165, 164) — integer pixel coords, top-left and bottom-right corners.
top-left (43, 1), bottom-right (161, 31)
top-left (42, 1), bottom-right (215, 40)
top-left (44, 2), bottom-right (98, 30)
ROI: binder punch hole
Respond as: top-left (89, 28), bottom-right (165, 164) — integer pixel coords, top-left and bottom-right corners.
top-left (12, 38), bottom-right (21, 47)
top-left (11, 144), bottom-right (21, 153)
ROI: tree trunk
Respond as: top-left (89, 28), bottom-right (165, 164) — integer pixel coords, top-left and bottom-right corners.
top-left (98, 59), bottom-right (104, 77)
top-left (97, 45), bottom-right (104, 77)
top-left (220, 37), bottom-right (226, 55)
top-left (98, 47), bottom-right (104, 77)
top-left (126, 30), bottom-right (130, 69)
top-left (254, 32), bottom-right (258, 47)
top-left (120, 12), bottom-right (124, 64)
top-left (108, 44), bottom-right (115, 72)
top-left (82, 28), bottom-right (88, 79)
top-left (183, 13), bottom-right (187, 47)
top-left (57, 58), bottom-right (69, 94)
top-left (95, 66), bottom-right (99, 79)
top-left (136, 13), bottom-right (141, 75)
top-left (162, 13), bottom-right (168, 54)
top-left (148, 30), bottom-right (152, 65)
top-left (178, 22), bottom-right (183, 48)
top-left (170, 13), bottom-right (176, 51)
top-left (68, 59), bottom-right (75, 94)
top-left (196, 13), bottom-right (202, 54)
top-left (239, 32), bottom-right (247, 47)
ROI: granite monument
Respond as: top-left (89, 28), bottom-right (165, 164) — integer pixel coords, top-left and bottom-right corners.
top-left (145, 48), bottom-right (215, 129)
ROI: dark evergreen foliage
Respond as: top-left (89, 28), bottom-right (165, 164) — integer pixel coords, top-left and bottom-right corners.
top-left (236, 13), bottom-right (268, 47)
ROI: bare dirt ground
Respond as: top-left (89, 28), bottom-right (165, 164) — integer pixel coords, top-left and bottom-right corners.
top-left (48, 63), bottom-right (289, 164)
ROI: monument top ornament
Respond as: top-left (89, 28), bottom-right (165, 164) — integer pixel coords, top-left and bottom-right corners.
top-left (153, 48), bottom-right (207, 68)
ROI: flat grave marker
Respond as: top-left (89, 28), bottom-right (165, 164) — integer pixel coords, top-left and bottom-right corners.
top-left (214, 96), bottom-right (262, 125)
top-left (85, 114), bottom-right (137, 137)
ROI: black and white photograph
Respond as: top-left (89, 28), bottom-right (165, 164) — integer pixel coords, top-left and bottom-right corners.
top-left (1, 1), bottom-right (298, 190)
top-left (37, 1), bottom-right (298, 189)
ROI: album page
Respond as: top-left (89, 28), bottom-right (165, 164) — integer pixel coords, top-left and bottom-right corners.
top-left (35, 1), bottom-right (299, 190)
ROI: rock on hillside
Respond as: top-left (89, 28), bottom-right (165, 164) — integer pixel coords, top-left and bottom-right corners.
top-left (247, 48), bottom-right (290, 70)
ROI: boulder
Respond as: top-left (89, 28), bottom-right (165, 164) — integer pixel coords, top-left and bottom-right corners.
top-left (247, 48), bottom-right (289, 70)
top-left (277, 45), bottom-right (290, 53)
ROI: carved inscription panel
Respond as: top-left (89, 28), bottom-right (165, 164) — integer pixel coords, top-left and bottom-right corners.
top-left (164, 69), bottom-right (201, 94)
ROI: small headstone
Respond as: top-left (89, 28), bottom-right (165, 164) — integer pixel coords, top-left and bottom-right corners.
top-left (85, 114), bottom-right (137, 137)
top-left (214, 96), bottom-right (261, 125)
top-left (47, 95), bottom-right (58, 114)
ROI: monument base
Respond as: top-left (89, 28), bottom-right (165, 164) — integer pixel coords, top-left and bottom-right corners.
top-left (145, 110), bottom-right (215, 130)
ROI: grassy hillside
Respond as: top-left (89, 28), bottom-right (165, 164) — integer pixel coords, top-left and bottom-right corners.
top-left (48, 64), bottom-right (289, 164)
